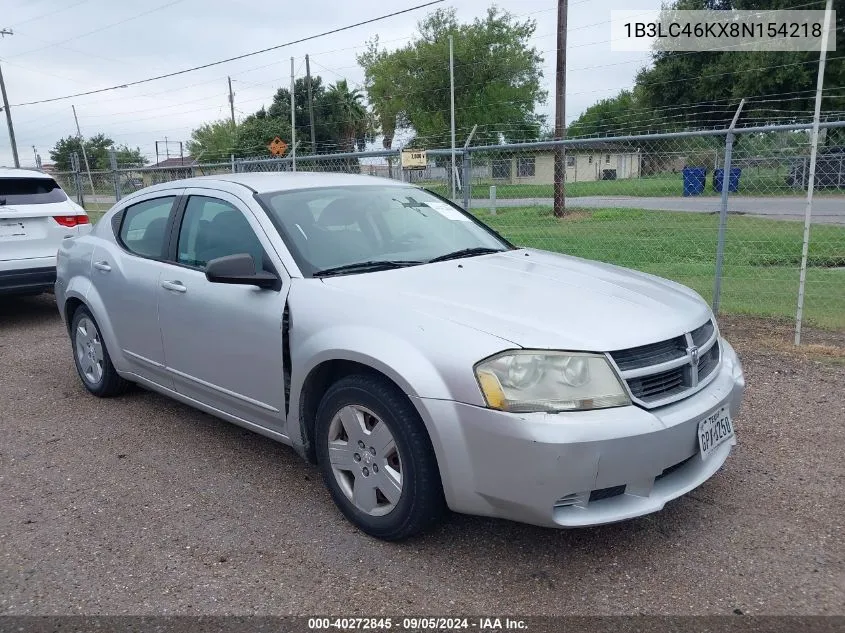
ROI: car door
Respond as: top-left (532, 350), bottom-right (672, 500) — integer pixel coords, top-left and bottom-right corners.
top-left (157, 189), bottom-right (289, 430)
top-left (90, 192), bottom-right (181, 388)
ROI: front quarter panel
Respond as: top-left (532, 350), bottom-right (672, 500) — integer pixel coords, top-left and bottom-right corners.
top-left (286, 278), bottom-right (514, 447)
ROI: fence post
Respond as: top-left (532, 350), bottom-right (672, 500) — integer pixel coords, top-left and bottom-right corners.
top-left (109, 147), bottom-right (121, 202)
top-left (70, 151), bottom-right (84, 208)
top-left (462, 151), bottom-right (471, 210)
top-left (712, 100), bottom-right (745, 314)
top-left (489, 185), bottom-right (496, 216)
top-left (231, 154), bottom-right (236, 173)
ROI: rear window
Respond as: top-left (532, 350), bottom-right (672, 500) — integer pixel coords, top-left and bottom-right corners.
top-left (0, 177), bottom-right (68, 205)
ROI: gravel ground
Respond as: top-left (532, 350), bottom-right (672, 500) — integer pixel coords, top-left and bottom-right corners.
top-left (0, 295), bottom-right (842, 616)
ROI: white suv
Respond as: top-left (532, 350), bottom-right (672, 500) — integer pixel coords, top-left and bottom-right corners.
top-left (1, 168), bottom-right (91, 296)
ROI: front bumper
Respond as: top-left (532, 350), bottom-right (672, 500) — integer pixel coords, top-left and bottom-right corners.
top-left (413, 339), bottom-right (745, 528)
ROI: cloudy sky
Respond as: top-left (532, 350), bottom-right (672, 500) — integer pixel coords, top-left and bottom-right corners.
top-left (0, 0), bottom-right (663, 167)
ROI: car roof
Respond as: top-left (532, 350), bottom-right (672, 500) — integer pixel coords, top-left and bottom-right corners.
top-left (132, 172), bottom-right (416, 197)
top-left (0, 168), bottom-right (55, 179)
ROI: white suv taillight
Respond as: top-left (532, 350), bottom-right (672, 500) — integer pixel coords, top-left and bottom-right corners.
top-left (53, 215), bottom-right (90, 228)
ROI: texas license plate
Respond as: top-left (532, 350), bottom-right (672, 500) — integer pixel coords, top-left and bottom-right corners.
top-left (698, 406), bottom-right (734, 460)
top-left (0, 222), bottom-right (26, 238)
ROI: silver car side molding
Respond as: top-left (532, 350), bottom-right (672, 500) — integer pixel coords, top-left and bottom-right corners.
top-left (125, 371), bottom-right (292, 445)
top-left (165, 365), bottom-right (281, 413)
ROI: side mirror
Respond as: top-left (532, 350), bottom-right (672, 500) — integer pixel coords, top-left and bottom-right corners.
top-left (205, 253), bottom-right (281, 290)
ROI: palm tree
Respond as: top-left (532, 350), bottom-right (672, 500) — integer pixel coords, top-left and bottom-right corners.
top-left (326, 80), bottom-right (370, 153)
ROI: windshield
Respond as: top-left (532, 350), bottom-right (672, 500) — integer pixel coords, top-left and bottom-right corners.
top-left (256, 185), bottom-right (512, 277)
top-left (0, 177), bottom-right (68, 205)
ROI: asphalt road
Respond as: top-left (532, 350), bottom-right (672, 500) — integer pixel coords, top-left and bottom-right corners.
top-left (469, 196), bottom-right (845, 225)
top-left (1, 295), bottom-right (843, 615)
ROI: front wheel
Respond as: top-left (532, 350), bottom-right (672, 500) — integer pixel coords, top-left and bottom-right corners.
top-left (315, 373), bottom-right (445, 540)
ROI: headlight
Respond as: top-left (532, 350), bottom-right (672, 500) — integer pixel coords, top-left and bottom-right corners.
top-left (474, 350), bottom-right (630, 413)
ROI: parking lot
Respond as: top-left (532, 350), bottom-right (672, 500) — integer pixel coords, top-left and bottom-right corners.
top-left (1, 294), bottom-right (843, 616)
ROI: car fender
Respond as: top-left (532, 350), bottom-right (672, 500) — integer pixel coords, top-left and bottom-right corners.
top-left (289, 321), bottom-right (486, 438)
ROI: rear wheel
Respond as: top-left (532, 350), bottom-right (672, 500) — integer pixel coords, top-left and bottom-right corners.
top-left (70, 306), bottom-right (130, 397)
top-left (315, 373), bottom-right (445, 540)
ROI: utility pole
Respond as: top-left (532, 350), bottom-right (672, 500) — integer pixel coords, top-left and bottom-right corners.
top-left (290, 57), bottom-right (296, 171)
top-left (553, 0), bottom-right (568, 218)
top-left (305, 54), bottom-right (316, 154)
top-left (72, 105), bottom-right (96, 199)
top-left (0, 28), bottom-right (20, 168)
top-left (227, 76), bottom-right (236, 127)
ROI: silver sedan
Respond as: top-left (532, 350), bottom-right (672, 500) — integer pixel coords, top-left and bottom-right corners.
top-left (55, 173), bottom-right (745, 540)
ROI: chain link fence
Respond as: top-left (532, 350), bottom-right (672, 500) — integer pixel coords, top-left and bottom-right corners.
top-left (51, 121), bottom-right (844, 340)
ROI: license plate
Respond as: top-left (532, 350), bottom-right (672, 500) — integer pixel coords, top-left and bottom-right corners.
top-left (0, 222), bottom-right (26, 238)
top-left (698, 406), bottom-right (734, 460)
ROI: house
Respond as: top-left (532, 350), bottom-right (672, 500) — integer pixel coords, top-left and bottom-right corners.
top-left (144, 157), bottom-right (199, 185)
top-left (490, 143), bottom-right (641, 185)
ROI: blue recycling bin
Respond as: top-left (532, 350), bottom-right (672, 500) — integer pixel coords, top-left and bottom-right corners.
top-left (682, 167), bottom-right (707, 196)
top-left (714, 167), bottom-right (742, 193)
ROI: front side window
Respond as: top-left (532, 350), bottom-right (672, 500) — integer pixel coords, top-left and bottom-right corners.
top-left (119, 197), bottom-right (175, 258)
top-left (177, 196), bottom-right (267, 270)
top-left (257, 185), bottom-right (511, 276)
top-left (0, 177), bottom-right (68, 205)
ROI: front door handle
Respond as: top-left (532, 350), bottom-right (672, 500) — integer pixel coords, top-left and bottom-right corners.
top-left (161, 280), bottom-right (187, 293)
top-left (93, 261), bottom-right (111, 272)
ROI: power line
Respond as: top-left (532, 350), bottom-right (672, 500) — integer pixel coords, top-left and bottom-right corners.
top-left (10, 0), bottom-right (444, 108)
top-left (7, 0), bottom-right (190, 59)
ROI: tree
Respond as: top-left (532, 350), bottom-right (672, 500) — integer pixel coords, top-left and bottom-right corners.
top-left (187, 117), bottom-right (291, 160)
top-left (186, 121), bottom-right (237, 162)
top-left (325, 80), bottom-right (372, 152)
top-left (572, 0), bottom-right (845, 136)
top-left (358, 7), bottom-right (547, 148)
top-left (265, 76), bottom-right (346, 154)
top-left (49, 134), bottom-right (147, 170)
top-left (566, 90), bottom-right (647, 138)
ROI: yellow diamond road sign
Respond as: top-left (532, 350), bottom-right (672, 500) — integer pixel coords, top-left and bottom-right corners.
top-left (268, 137), bottom-right (288, 156)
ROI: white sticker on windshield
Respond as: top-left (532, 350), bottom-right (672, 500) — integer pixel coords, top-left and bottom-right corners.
top-left (425, 201), bottom-right (471, 221)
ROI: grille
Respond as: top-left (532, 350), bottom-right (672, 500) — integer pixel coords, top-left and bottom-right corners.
top-left (609, 336), bottom-right (687, 371)
top-left (627, 366), bottom-right (687, 401)
top-left (589, 485), bottom-right (626, 502)
top-left (691, 320), bottom-right (715, 346)
top-left (697, 343), bottom-right (720, 379)
top-left (610, 319), bottom-right (719, 407)
top-left (655, 455), bottom-right (695, 481)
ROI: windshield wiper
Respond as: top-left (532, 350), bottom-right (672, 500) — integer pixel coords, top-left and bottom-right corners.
top-left (313, 260), bottom-right (423, 278)
top-left (428, 247), bottom-right (505, 263)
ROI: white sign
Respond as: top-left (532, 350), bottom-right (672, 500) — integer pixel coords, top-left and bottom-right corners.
top-left (401, 149), bottom-right (428, 170)
top-left (425, 201), bottom-right (470, 222)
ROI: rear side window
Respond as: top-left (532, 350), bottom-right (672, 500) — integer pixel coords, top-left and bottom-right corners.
top-left (119, 197), bottom-right (176, 258)
top-left (0, 177), bottom-right (68, 204)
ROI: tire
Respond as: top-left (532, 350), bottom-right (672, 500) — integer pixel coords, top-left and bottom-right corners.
top-left (70, 305), bottom-right (130, 397)
top-left (315, 373), bottom-right (445, 540)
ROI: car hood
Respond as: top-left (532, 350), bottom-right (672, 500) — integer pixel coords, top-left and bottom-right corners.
top-left (320, 249), bottom-right (712, 351)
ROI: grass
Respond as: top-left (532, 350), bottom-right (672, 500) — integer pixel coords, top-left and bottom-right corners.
top-left (470, 206), bottom-right (845, 329)
top-left (421, 167), bottom-right (845, 199)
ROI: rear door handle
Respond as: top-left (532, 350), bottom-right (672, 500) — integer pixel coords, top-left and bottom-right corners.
top-left (93, 261), bottom-right (111, 272)
top-left (161, 280), bottom-right (187, 293)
